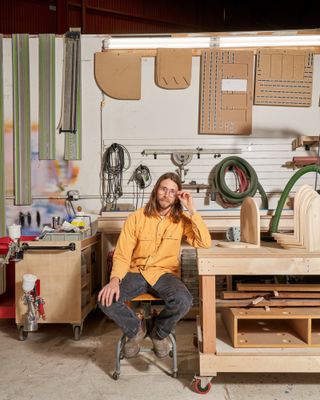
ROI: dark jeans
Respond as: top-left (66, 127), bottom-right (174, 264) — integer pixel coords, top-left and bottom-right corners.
top-left (98, 272), bottom-right (193, 339)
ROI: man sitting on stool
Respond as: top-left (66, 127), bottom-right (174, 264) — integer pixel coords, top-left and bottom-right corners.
top-left (98, 172), bottom-right (211, 358)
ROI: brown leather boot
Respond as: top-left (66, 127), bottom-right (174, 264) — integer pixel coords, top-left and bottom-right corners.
top-left (123, 322), bottom-right (146, 359)
top-left (150, 330), bottom-right (171, 358)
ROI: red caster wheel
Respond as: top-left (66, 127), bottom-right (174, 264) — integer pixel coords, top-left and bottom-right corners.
top-left (192, 378), bottom-right (212, 394)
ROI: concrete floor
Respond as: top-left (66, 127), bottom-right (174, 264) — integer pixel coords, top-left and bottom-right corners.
top-left (1, 311), bottom-right (320, 400)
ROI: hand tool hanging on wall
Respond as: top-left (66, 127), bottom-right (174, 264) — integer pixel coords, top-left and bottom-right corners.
top-left (57, 30), bottom-right (82, 160)
top-left (12, 34), bottom-right (32, 205)
top-left (128, 164), bottom-right (152, 209)
top-left (0, 34), bottom-right (5, 236)
top-left (39, 34), bottom-right (56, 160)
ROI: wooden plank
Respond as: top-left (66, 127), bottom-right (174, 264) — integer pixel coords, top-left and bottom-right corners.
top-left (237, 283), bottom-right (320, 292)
top-left (292, 135), bottom-right (320, 150)
top-left (199, 353), bottom-right (320, 374)
top-left (217, 298), bottom-right (320, 307)
top-left (222, 291), bottom-right (320, 299)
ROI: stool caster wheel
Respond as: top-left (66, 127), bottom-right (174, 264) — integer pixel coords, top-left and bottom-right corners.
top-left (172, 371), bottom-right (178, 378)
top-left (112, 371), bottom-right (120, 380)
top-left (169, 350), bottom-right (173, 358)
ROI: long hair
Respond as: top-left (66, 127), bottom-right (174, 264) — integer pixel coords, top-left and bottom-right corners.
top-left (144, 172), bottom-right (183, 223)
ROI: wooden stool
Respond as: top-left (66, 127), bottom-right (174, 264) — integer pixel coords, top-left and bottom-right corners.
top-left (112, 293), bottom-right (178, 380)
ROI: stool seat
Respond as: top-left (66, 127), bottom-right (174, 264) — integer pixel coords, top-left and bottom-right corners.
top-left (131, 293), bottom-right (160, 301)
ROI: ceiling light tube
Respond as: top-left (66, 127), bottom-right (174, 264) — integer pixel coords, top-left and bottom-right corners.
top-left (105, 36), bottom-right (212, 49)
top-left (104, 34), bottom-right (320, 50)
top-left (219, 35), bottom-right (320, 47)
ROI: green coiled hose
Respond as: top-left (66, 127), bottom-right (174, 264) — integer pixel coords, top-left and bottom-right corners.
top-left (269, 164), bottom-right (320, 235)
top-left (211, 156), bottom-right (268, 209)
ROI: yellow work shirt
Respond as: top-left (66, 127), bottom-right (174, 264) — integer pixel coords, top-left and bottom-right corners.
top-left (110, 207), bottom-right (211, 286)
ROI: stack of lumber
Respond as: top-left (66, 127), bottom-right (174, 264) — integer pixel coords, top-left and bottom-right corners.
top-left (272, 185), bottom-right (320, 251)
top-left (218, 283), bottom-right (320, 308)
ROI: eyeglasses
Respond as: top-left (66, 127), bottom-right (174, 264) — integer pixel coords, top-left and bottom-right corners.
top-left (159, 186), bottom-right (177, 197)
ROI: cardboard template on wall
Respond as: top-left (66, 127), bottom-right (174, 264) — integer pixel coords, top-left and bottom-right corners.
top-left (254, 49), bottom-right (313, 107)
top-left (155, 48), bottom-right (192, 89)
top-left (199, 50), bottom-right (253, 135)
top-left (94, 51), bottom-right (141, 100)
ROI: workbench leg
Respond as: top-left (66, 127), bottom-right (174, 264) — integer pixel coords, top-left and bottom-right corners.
top-left (200, 275), bottom-right (216, 353)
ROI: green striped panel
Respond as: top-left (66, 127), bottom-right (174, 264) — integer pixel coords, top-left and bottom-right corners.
top-left (63, 32), bottom-right (81, 160)
top-left (39, 34), bottom-right (55, 160)
top-left (12, 34), bottom-right (32, 205)
top-left (0, 35), bottom-right (6, 236)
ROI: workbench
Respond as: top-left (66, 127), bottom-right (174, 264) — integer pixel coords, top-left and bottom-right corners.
top-left (195, 241), bottom-right (320, 393)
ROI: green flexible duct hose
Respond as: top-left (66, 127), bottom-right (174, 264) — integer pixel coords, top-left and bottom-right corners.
top-left (269, 164), bottom-right (320, 235)
top-left (211, 156), bottom-right (268, 209)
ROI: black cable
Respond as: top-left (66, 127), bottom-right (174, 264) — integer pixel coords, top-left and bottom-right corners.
top-left (128, 165), bottom-right (152, 210)
top-left (65, 199), bottom-right (76, 219)
top-left (101, 143), bottom-right (131, 208)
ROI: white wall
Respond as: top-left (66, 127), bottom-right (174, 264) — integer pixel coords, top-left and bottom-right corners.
top-left (3, 35), bottom-right (320, 230)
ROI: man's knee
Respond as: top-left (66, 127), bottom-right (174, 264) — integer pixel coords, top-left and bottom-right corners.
top-left (97, 300), bottom-right (117, 318)
top-left (172, 289), bottom-right (193, 315)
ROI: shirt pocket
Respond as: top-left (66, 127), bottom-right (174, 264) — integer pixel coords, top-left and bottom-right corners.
top-left (161, 233), bottom-right (180, 256)
top-left (136, 234), bottom-right (154, 256)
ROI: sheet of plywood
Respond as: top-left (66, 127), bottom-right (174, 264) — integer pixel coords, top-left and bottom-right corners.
top-left (155, 48), bottom-right (192, 89)
top-left (94, 51), bottom-right (141, 99)
top-left (199, 50), bottom-right (253, 135)
top-left (254, 49), bottom-right (313, 107)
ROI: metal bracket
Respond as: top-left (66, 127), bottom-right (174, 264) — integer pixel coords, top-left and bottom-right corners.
top-left (141, 147), bottom-right (241, 183)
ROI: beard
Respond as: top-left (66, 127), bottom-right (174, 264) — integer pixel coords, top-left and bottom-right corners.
top-left (157, 197), bottom-right (174, 213)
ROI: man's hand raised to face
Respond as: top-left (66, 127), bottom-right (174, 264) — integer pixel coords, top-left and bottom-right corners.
top-left (176, 190), bottom-right (196, 215)
top-left (98, 277), bottom-right (120, 307)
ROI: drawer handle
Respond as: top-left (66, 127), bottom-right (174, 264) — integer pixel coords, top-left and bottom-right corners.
top-left (21, 243), bottom-right (76, 252)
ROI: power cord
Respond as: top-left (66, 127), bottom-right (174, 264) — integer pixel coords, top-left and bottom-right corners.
top-left (101, 143), bottom-right (131, 209)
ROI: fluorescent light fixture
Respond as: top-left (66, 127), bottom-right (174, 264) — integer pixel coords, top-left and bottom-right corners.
top-left (219, 35), bottom-right (320, 48)
top-left (103, 34), bottom-right (320, 49)
top-left (104, 36), bottom-right (212, 49)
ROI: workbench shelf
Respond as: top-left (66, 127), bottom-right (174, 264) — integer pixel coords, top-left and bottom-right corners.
top-left (15, 234), bottom-right (101, 341)
top-left (221, 307), bottom-right (320, 348)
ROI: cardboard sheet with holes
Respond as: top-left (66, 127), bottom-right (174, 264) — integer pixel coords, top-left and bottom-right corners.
top-left (199, 50), bottom-right (254, 135)
top-left (254, 49), bottom-right (313, 107)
